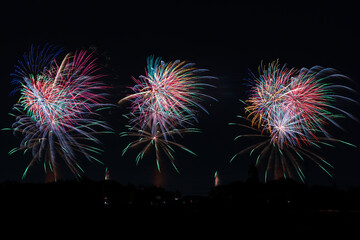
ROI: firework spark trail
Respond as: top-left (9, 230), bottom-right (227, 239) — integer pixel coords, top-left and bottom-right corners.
top-left (231, 60), bottom-right (357, 182)
top-left (5, 45), bottom-right (112, 179)
top-left (120, 123), bottom-right (199, 173)
top-left (120, 56), bottom-right (216, 172)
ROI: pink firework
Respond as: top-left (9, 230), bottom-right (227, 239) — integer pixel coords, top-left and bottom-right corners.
top-left (231, 60), bottom-right (357, 182)
top-left (119, 56), bottom-right (216, 171)
top-left (8, 45), bottom-right (111, 180)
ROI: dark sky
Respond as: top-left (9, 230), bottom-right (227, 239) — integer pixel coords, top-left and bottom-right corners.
top-left (1, 1), bottom-right (359, 195)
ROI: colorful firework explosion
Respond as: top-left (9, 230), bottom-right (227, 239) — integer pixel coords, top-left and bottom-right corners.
top-left (120, 56), bottom-right (216, 172)
top-left (231, 60), bottom-right (357, 182)
top-left (6, 45), bottom-right (112, 179)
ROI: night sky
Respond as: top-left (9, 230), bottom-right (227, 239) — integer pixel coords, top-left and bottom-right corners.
top-left (1, 1), bottom-right (359, 195)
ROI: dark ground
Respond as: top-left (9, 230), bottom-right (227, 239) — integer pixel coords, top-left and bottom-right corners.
top-left (1, 178), bottom-right (359, 236)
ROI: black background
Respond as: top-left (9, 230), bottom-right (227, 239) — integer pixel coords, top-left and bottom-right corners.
top-left (1, 1), bottom-right (359, 195)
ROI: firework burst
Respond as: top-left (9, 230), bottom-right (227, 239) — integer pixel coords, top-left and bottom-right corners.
top-left (231, 60), bottom-right (357, 182)
top-left (120, 56), bottom-right (216, 172)
top-left (6, 45), bottom-right (112, 180)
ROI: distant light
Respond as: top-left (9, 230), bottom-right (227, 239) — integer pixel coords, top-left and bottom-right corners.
top-left (104, 197), bottom-right (109, 205)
